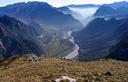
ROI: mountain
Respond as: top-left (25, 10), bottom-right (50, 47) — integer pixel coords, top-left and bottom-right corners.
top-left (57, 6), bottom-right (83, 22)
top-left (107, 33), bottom-right (128, 61)
top-left (57, 7), bottom-right (73, 15)
top-left (64, 5), bottom-right (99, 25)
top-left (94, 6), bottom-right (116, 17)
top-left (94, 5), bottom-right (128, 18)
top-left (117, 7), bottom-right (128, 15)
top-left (0, 15), bottom-right (44, 59)
top-left (0, 14), bottom-right (43, 38)
top-left (67, 1), bottom-right (128, 9)
top-left (103, 1), bottom-right (128, 9)
top-left (67, 4), bottom-right (99, 8)
top-left (73, 18), bottom-right (128, 61)
top-left (0, 2), bottom-right (83, 30)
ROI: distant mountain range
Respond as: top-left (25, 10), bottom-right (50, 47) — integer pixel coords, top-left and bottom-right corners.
top-left (94, 6), bottom-right (128, 18)
top-left (103, 1), bottom-right (128, 9)
top-left (67, 4), bottom-right (99, 8)
top-left (62, 1), bottom-right (128, 25)
top-left (66, 1), bottom-right (128, 9)
top-left (0, 2), bottom-right (83, 30)
top-left (94, 6), bottom-right (116, 17)
top-left (73, 18), bottom-right (128, 61)
top-left (0, 15), bottom-right (44, 59)
top-left (92, 1), bottom-right (128, 19)
top-left (57, 7), bottom-right (73, 15)
top-left (57, 7), bottom-right (83, 22)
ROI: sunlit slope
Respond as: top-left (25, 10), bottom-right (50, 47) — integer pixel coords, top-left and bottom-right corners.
top-left (0, 55), bottom-right (127, 82)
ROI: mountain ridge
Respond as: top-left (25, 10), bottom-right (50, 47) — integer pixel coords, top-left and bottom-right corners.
top-left (0, 1), bottom-right (83, 30)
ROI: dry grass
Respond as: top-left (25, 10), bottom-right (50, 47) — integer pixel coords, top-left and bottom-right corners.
top-left (0, 56), bottom-right (128, 82)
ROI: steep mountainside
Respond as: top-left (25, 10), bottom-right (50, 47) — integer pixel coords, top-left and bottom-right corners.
top-left (94, 6), bottom-right (116, 17)
top-left (0, 15), bottom-right (42, 37)
top-left (0, 15), bottom-right (44, 59)
top-left (73, 18), bottom-right (128, 61)
top-left (0, 2), bottom-right (83, 30)
top-left (107, 33), bottom-right (128, 61)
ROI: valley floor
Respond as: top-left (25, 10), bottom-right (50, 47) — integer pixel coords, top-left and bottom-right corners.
top-left (0, 56), bottom-right (128, 82)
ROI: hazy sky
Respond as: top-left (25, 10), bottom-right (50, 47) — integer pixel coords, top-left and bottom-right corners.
top-left (0, 0), bottom-right (127, 7)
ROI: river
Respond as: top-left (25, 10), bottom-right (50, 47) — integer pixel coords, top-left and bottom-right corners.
top-left (64, 31), bottom-right (80, 60)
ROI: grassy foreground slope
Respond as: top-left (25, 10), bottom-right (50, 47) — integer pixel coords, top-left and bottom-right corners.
top-left (0, 55), bottom-right (128, 82)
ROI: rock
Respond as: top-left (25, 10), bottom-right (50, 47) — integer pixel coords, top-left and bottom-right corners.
top-left (104, 71), bottom-right (112, 76)
top-left (26, 54), bottom-right (40, 62)
top-left (94, 72), bottom-right (102, 76)
top-left (54, 76), bottom-right (76, 82)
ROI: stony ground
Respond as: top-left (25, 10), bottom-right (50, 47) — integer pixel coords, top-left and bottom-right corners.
top-left (0, 55), bottom-right (128, 82)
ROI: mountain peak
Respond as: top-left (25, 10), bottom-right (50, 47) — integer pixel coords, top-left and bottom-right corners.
top-left (94, 6), bottom-right (116, 17)
top-left (5, 1), bottom-right (52, 8)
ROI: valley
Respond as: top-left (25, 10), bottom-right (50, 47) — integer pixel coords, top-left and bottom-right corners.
top-left (0, 1), bottom-right (128, 61)
top-left (0, 1), bottom-right (128, 81)
top-left (38, 29), bottom-right (80, 60)
top-left (35, 28), bottom-right (75, 58)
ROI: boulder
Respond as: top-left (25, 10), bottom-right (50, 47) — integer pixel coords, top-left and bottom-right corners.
top-left (55, 76), bottom-right (76, 82)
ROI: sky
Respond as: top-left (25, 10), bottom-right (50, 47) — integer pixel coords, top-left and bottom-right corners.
top-left (0, 0), bottom-right (127, 7)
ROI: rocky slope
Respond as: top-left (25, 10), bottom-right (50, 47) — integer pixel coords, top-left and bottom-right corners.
top-left (0, 55), bottom-right (127, 82)
top-left (0, 15), bottom-right (44, 59)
